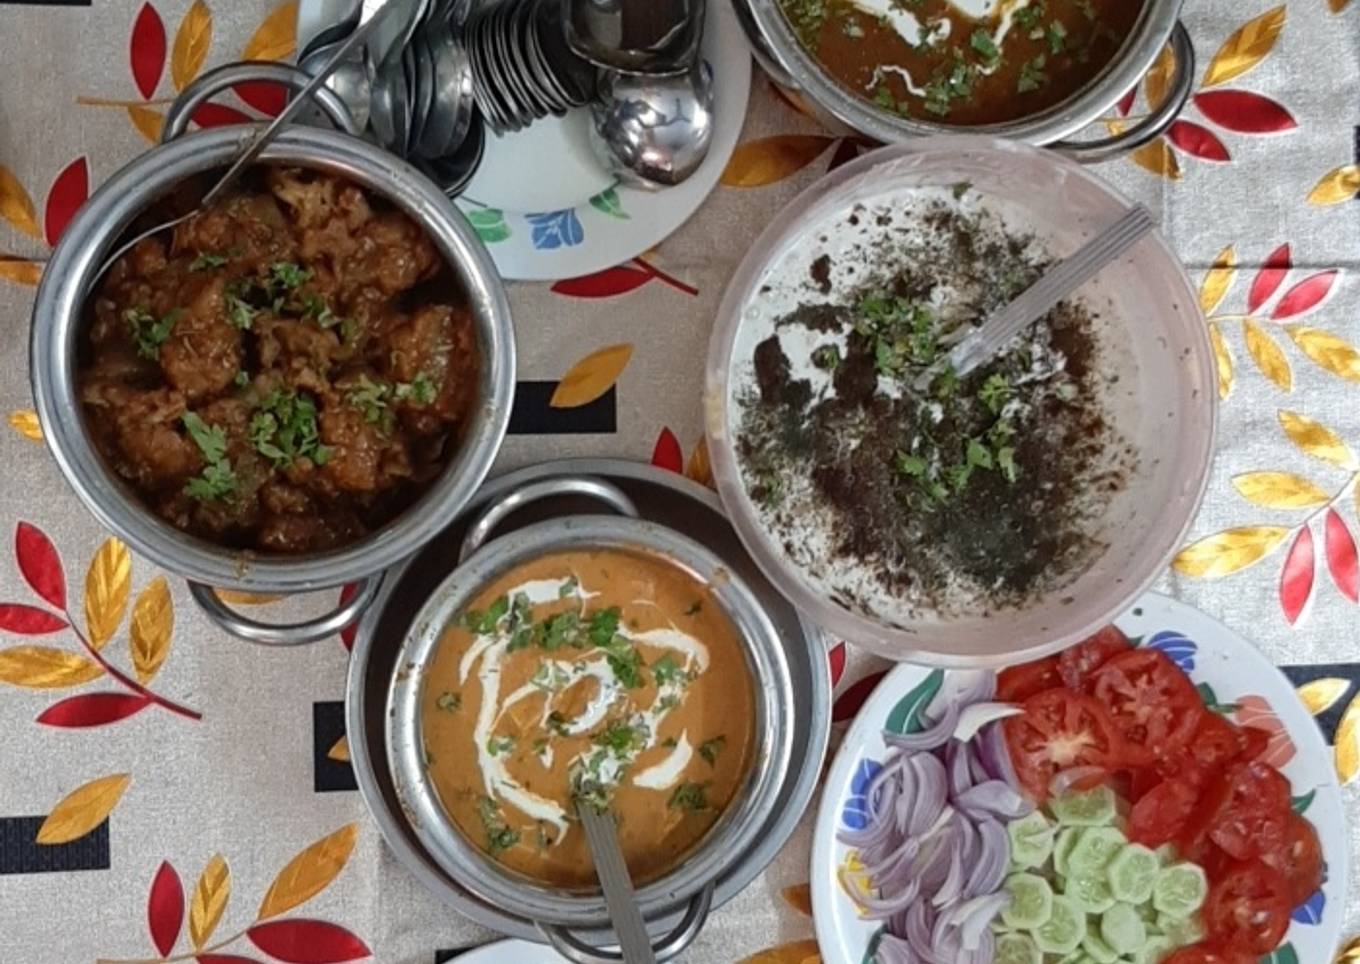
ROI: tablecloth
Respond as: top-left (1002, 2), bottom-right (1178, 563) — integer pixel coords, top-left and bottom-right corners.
top-left (1, 1), bottom-right (1359, 961)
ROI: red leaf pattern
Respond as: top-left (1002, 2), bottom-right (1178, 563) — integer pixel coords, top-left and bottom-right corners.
top-left (0, 604), bottom-right (68, 635)
top-left (1248, 244), bottom-right (1291, 313)
top-left (198, 957), bottom-right (264, 964)
top-left (193, 103), bottom-right (255, 128)
top-left (247, 920), bottom-right (372, 963)
top-left (130, 3), bottom-right (167, 100)
top-left (147, 861), bottom-right (184, 957)
top-left (234, 81), bottom-right (287, 117)
top-left (1167, 120), bottom-right (1231, 162)
top-left (1324, 509), bottom-right (1359, 603)
top-left (650, 428), bottom-right (683, 474)
top-left (1192, 90), bottom-right (1297, 133)
top-left (1115, 87), bottom-right (1136, 117)
top-left (1278, 527), bottom-right (1314, 625)
top-left (16, 522), bottom-right (66, 609)
top-left (44, 157), bottom-right (89, 247)
top-left (338, 583), bottom-right (359, 651)
top-left (551, 265), bottom-right (653, 299)
top-left (828, 641), bottom-right (847, 688)
top-left (1271, 271), bottom-right (1338, 320)
top-left (36, 693), bottom-right (153, 728)
top-left (832, 670), bottom-right (887, 723)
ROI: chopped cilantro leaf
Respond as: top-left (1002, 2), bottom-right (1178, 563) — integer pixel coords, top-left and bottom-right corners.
top-left (248, 389), bottom-right (329, 468)
top-left (587, 608), bottom-right (621, 647)
top-left (182, 412), bottom-right (227, 464)
top-left (698, 736), bottom-right (726, 765)
top-left (125, 306), bottom-right (180, 360)
top-left (183, 460), bottom-right (238, 502)
top-left (345, 375), bottom-right (394, 431)
top-left (436, 691), bottom-right (460, 711)
top-left (269, 261), bottom-right (312, 291)
top-left (190, 253), bottom-right (228, 271)
top-left (1018, 55), bottom-right (1048, 93)
top-left (558, 576), bottom-right (579, 598)
top-left (652, 654), bottom-right (683, 687)
top-left (486, 735), bottom-right (515, 756)
top-left (668, 781), bottom-right (711, 812)
top-left (594, 721), bottom-right (643, 755)
top-left (970, 29), bottom-right (999, 63)
top-left (393, 372), bottom-right (437, 406)
top-left (998, 446), bottom-right (1019, 483)
top-left (685, 600), bottom-right (703, 616)
top-left (1046, 20), bottom-right (1068, 54)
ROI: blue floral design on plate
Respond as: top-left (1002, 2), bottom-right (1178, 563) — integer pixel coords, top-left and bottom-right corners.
top-left (1293, 863), bottom-right (1328, 925)
top-left (841, 758), bottom-right (883, 830)
top-left (526, 209), bottom-right (585, 249)
top-left (1145, 630), bottom-right (1197, 671)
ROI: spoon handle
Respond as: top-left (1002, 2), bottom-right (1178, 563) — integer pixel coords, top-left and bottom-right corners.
top-left (578, 806), bottom-right (657, 964)
top-left (947, 205), bottom-right (1156, 380)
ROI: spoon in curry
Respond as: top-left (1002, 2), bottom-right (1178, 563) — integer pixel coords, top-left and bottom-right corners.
top-left (577, 803), bottom-right (658, 964)
top-left (92, 0), bottom-right (417, 281)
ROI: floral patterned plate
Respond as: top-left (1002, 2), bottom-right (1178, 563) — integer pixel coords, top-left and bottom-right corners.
top-left (809, 593), bottom-right (1349, 964)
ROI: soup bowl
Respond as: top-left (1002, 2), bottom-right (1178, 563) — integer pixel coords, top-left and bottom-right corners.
top-left (385, 476), bottom-right (797, 960)
top-left (28, 64), bottom-right (515, 646)
top-left (732, 0), bottom-right (1195, 161)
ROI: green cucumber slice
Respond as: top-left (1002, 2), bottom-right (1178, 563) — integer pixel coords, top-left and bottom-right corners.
top-left (1064, 871), bottom-right (1116, 913)
top-left (1130, 934), bottom-right (1177, 964)
top-left (1052, 785), bottom-right (1119, 826)
top-left (1067, 827), bottom-right (1127, 876)
top-left (1034, 895), bottom-right (1087, 955)
top-left (1152, 863), bottom-right (1208, 919)
top-left (994, 931), bottom-right (1042, 964)
top-left (1080, 931), bottom-right (1120, 964)
top-left (1008, 810), bottom-right (1056, 868)
top-left (1156, 911), bottom-right (1205, 945)
top-left (1003, 872), bottom-right (1054, 930)
top-left (1100, 902), bottom-right (1146, 955)
top-left (1054, 827), bottom-right (1082, 877)
top-left (1107, 843), bottom-right (1160, 904)
top-left (1155, 843), bottom-right (1178, 865)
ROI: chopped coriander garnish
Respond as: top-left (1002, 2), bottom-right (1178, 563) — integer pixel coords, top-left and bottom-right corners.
top-left (476, 796), bottom-right (520, 853)
top-left (952, 182), bottom-right (973, 201)
top-left (979, 373), bottom-right (1014, 415)
top-left (269, 261), bottom-right (312, 291)
top-left (811, 344), bottom-right (841, 370)
top-left (970, 29), bottom-right (999, 63)
top-left (486, 735), bottom-right (515, 756)
top-left (183, 411), bottom-right (227, 464)
top-left (248, 389), bottom-right (329, 468)
top-left (668, 781), bottom-right (711, 812)
top-left (652, 654), bottom-right (683, 688)
top-left (594, 721), bottom-right (643, 755)
top-left (394, 372), bottom-right (437, 406)
top-left (345, 375), bottom-right (393, 431)
top-left (224, 284), bottom-right (258, 331)
top-left (546, 711), bottom-right (571, 736)
top-left (662, 736), bottom-right (679, 748)
top-left (587, 608), bottom-right (621, 648)
top-left (233, 371), bottom-right (250, 389)
top-left (538, 611), bottom-right (582, 650)
top-left (684, 600), bottom-right (703, 616)
top-left (436, 691), bottom-right (460, 711)
top-left (1046, 20), bottom-right (1068, 54)
top-left (873, 86), bottom-right (896, 111)
top-left (125, 306), bottom-right (180, 360)
top-left (558, 576), bottom-right (579, 598)
top-left (1015, 1), bottom-right (1044, 29)
top-left (1076, 0), bottom-right (1095, 17)
top-left (896, 453), bottom-right (928, 478)
top-left (657, 693), bottom-right (681, 711)
top-left (190, 253), bottom-right (228, 271)
top-left (698, 736), bottom-right (726, 765)
top-left (603, 640), bottom-right (644, 689)
top-left (532, 737), bottom-right (549, 754)
top-left (998, 446), bottom-right (1019, 483)
top-left (1018, 55), bottom-right (1049, 93)
top-left (184, 461), bottom-right (238, 502)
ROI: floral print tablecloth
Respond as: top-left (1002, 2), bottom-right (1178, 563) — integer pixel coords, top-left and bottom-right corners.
top-left (1, 1), bottom-right (1359, 962)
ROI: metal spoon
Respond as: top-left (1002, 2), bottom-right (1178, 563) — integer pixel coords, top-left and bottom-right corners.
top-left (588, 61), bottom-right (713, 190)
top-left (565, 0), bottom-right (703, 76)
top-left (577, 804), bottom-right (657, 964)
top-left (298, 37), bottom-right (373, 133)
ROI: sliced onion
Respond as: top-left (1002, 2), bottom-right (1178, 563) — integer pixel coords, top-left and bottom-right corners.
top-left (953, 701), bottom-right (1025, 743)
top-left (956, 779), bottom-right (1031, 821)
top-left (963, 819), bottom-right (1010, 899)
top-left (977, 720), bottom-right (1019, 786)
top-left (946, 740), bottom-right (972, 799)
top-left (1049, 764), bottom-right (1107, 799)
top-left (931, 831), bottom-right (966, 908)
top-left (876, 933), bottom-right (919, 964)
top-left (884, 700), bottom-right (960, 752)
top-left (947, 891), bottom-right (1012, 951)
top-left (906, 754), bottom-right (948, 835)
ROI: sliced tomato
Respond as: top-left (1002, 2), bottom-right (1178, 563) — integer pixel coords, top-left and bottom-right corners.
top-left (1203, 859), bottom-right (1291, 954)
top-left (1238, 725), bottom-right (1270, 762)
top-left (1128, 777), bottom-right (1200, 847)
top-left (1260, 812), bottom-right (1324, 908)
top-left (1089, 648), bottom-right (1203, 766)
top-left (997, 656), bottom-right (1062, 703)
top-left (1162, 945), bottom-right (1255, 964)
top-left (1189, 711), bottom-right (1248, 771)
top-left (1057, 625), bottom-right (1132, 689)
top-left (1003, 688), bottom-right (1122, 801)
top-left (1207, 761), bottom-right (1291, 861)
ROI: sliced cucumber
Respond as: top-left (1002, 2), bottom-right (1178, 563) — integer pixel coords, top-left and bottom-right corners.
top-left (1155, 843), bottom-right (1178, 865)
top-left (1100, 902), bottom-right (1146, 955)
top-left (1064, 871), bottom-right (1116, 913)
top-left (1107, 843), bottom-right (1160, 904)
top-left (1152, 863), bottom-right (1208, 919)
top-left (1053, 827), bottom-right (1082, 877)
top-left (1130, 934), bottom-right (1177, 964)
top-left (1156, 911), bottom-right (1205, 945)
top-left (1034, 895), bottom-right (1087, 955)
top-left (1067, 827), bottom-right (1127, 876)
top-left (994, 931), bottom-right (1042, 964)
top-left (1052, 785), bottom-right (1119, 826)
top-left (1008, 810), bottom-right (1056, 868)
top-left (1003, 872), bottom-right (1054, 930)
top-left (1080, 931), bottom-right (1119, 964)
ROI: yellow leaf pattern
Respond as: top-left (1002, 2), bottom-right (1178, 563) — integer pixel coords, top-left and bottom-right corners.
top-left (1243, 319), bottom-right (1292, 391)
top-left (189, 854), bottom-right (231, 950)
top-left (85, 538), bottom-right (131, 651)
top-left (0, 258), bottom-right (42, 286)
top-left (1173, 526), bottom-right (1290, 578)
top-left (550, 344), bottom-right (634, 408)
top-left (1130, 138), bottom-right (1181, 180)
top-left (215, 589), bottom-right (285, 605)
top-left (1309, 165), bottom-right (1360, 205)
top-left (1199, 246), bottom-right (1237, 315)
top-left (0, 646), bottom-right (103, 689)
top-left (1144, 43), bottom-right (1177, 110)
top-left (1278, 410), bottom-right (1358, 470)
top-left (1208, 322), bottom-right (1234, 399)
top-left (242, 0), bottom-right (299, 61)
top-left (257, 824), bottom-right (359, 920)
top-left (130, 577), bottom-right (173, 685)
top-left (1336, 935), bottom-right (1360, 963)
top-left (686, 438), bottom-right (713, 489)
top-left (1297, 678), bottom-right (1350, 715)
top-left (327, 736), bottom-right (350, 762)
top-left (780, 883), bottom-right (812, 916)
top-left (721, 136), bottom-right (834, 187)
top-left (171, 0), bottom-right (213, 91)
top-left (1231, 471), bottom-right (1329, 508)
top-left (126, 105), bottom-right (164, 145)
top-left (1288, 327), bottom-right (1360, 382)
top-left (36, 774), bottom-right (131, 845)
top-left (1203, 6), bottom-right (1286, 88)
top-left (8, 409), bottom-right (42, 441)
top-left (738, 940), bottom-right (822, 964)
top-left (1335, 691), bottom-right (1360, 784)
top-left (0, 165), bottom-right (41, 238)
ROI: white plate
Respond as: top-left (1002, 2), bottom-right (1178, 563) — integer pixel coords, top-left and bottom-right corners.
top-left (810, 593), bottom-right (1349, 964)
top-left (440, 939), bottom-right (570, 962)
top-left (299, 0), bottom-right (751, 282)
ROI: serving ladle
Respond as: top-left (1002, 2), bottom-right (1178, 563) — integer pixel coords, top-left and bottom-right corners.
top-left (577, 803), bottom-right (658, 964)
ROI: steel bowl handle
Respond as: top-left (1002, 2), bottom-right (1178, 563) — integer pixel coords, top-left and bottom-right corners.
top-left (187, 574), bottom-right (384, 646)
top-left (458, 476), bottom-right (640, 562)
top-left (161, 61), bottom-right (361, 143)
top-left (538, 881), bottom-right (714, 964)
top-left (1052, 22), bottom-right (1195, 164)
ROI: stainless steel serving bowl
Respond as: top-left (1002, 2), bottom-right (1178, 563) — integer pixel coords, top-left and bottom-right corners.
top-left (385, 475), bottom-right (798, 961)
top-left (28, 64), bottom-right (516, 646)
top-left (732, 0), bottom-right (1196, 161)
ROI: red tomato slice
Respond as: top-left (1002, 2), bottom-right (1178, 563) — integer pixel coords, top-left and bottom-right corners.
top-left (1189, 711), bottom-right (1248, 771)
top-left (1207, 761), bottom-right (1291, 862)
top-left (1238, 725), bottom-right (1270, 762)
top-left (1057, 625), bottom-right (1132, 689)
top-left (1089, 648), bottom-right (1203, 766)
top-left (1203, 860), bottom-right (1291, 954)
top-left (1162, 945), bottom-right (1255, 964)
top-left (1261, 812), bottom-right (1324, 908)
top-left (1003, 688), bottom-right (1122, 801)
top-left (998, 656), bottom-right (1062, 704)
top-left (1129, 777), bottom-right (1200, 847)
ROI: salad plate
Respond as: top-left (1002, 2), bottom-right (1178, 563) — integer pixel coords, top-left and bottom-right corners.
top-left (810, 592), bottom-right (1348, 964)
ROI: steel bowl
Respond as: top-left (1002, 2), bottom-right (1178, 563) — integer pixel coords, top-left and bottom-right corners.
top-left (731, 0), bottom-right (1197, 162)
top-left (28, 64), bottom-right (516, 646)
top-left (383, 472), bottom-right (800, 961)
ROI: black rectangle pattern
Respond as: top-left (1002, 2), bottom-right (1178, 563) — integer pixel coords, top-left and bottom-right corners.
top-left (0, 817), bottom-right (108, 874)
top-left (313, 701), bottom-right (357, 793)
top-left (0, 1), bottom-right (93, 6)
top-left (435, 949), bottom-right (482, 962)
top-left (509, 382), bottom-right (616, 435)
top-left (1281, 663), bottom-right (1360, 745)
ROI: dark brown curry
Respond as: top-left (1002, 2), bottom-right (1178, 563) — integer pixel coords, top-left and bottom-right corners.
top-left (78, 167), bottom-right (478, 554)
top-left (780, 0), bottom-right (1142, 125)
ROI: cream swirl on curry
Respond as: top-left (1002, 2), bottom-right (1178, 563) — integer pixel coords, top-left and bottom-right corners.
top-left (421, 549), bottom-right (755, 887)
